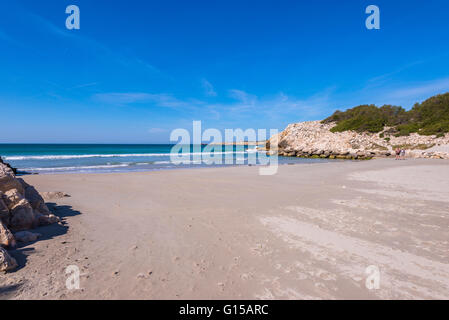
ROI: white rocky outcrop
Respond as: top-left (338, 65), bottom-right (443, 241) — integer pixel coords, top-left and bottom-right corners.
top-left (0, 160), bottom-right (60, 272)
top-left (267, 121), bottom-right (449, 159)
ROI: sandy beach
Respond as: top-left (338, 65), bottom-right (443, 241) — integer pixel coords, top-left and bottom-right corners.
top-left (1, 159), bottom-right (448, 300)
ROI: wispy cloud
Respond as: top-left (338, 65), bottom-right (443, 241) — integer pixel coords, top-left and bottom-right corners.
top-left (94, 93), bottom-right (155, 104)
top-left (366, 60), bottom-right (426, 86)
top-left (147, 94), bottom-right (203, 109)
top-left (25, 12), bottom-right (164, 79)
top-left (93, 92), bottom-right (206, 111)
top-left (0, 28), bottom-right (25, 48)
top-left (69, 82), bottom-right (99, 90)
top-left (148, 128), bottom-right (168, 134)
top-left (385, 77), bottom-right (449, 101)
top-left (91, 75), bottom-right (449, 131)
top-left (27, 12), bottom-right (76, 39)
top-left (93, 88), bottom-right (334, 126)
top-left (135, 58), bottom-right (161, 74)
top-left (210, 88), bottom-right (334, 124)
top-left (228, 89), bottom-right (256, 104)
top-left (201, 79), bottom-right (217, 97)
top-left (341, 76), bottom-right (449, 110)
top-left (225, 87), bottom-right (334, 120)
top-left (334, 73), bottom-right (449, 111)
top-left (355, 58), bottom-right (449, 108)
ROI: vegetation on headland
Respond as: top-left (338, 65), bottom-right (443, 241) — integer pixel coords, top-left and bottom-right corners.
top-left (392, 143), bottom-right (435, 150)
top-left (323, 93), bottom-right (449, 136)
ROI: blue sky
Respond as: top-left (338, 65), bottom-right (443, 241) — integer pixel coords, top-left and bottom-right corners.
top-left (1, 0), bottom-right (449, 143)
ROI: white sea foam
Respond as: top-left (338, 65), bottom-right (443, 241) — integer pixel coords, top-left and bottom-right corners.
top-left (22, 164), bottom-right (130, 171)
top-left (5, 151), bottom-right (252, 161)
top-left (246, 148), bottom-right (259, 153)
top-left (153, 161), bottom-right (171, 164)
top-left (154, 160), bottom-right (204, 165)
top-left (6, 154), bottom-right (168, 160)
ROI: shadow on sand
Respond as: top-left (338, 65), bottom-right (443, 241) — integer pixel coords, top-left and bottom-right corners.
top-left (1, 203), bottom-right (81, 298)
top-left (6, 203), bottom-right (82, 272)
top-left (0, 283), bottom-right (23, 299)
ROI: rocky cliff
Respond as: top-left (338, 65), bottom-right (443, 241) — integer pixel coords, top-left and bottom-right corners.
top-left (0, 161), bottom-right (60, 272)
top-left (267, 121), bottom-right (449, 160)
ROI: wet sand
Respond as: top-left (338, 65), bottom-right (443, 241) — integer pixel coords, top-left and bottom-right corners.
top-left (1, 159), bottom-right (448, 300)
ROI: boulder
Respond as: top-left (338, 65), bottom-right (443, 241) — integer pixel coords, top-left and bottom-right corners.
top-left (0, 247), bottom-right (17, 272)
top-left (20, 181), bottom-right (51, 215)
top-left (0, 193), bottom-right (9, 224)
top-left (0, 166), bottom-right (24, 195)
top-left (40, 191), bottom-right (70, 201)
top-left (9, 199), bottom-right (36, 231)
top-left (36, 212), bottom-right (60, 226)
top-left (14, 231), bottom-right (41, 243)
top-left (0, 221), bottom-right (15, 248)
top-left (3, 188), bottom-right (25, 210)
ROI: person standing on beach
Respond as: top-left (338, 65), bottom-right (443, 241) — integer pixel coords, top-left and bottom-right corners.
top-left (400, 149), bottom-right (406, 160)
top-left (395, 148), bottom-right (401, 160)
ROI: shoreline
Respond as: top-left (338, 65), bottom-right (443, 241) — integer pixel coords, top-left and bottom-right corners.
top-left (3, 138), bottom-right (448, 176)
top-left (11, 153), bottom-right (445, 176)
top-left (1, 158), bottom-right (448, 299)
top-left (13, 158), bottom-right (336, 176)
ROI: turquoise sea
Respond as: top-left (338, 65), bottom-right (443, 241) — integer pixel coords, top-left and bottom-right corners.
top-left (0, 144), bottom-right (329, 174)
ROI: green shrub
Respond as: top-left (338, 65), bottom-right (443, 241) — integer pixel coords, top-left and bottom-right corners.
top-left (322, 93), bottom-right (449, 136)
